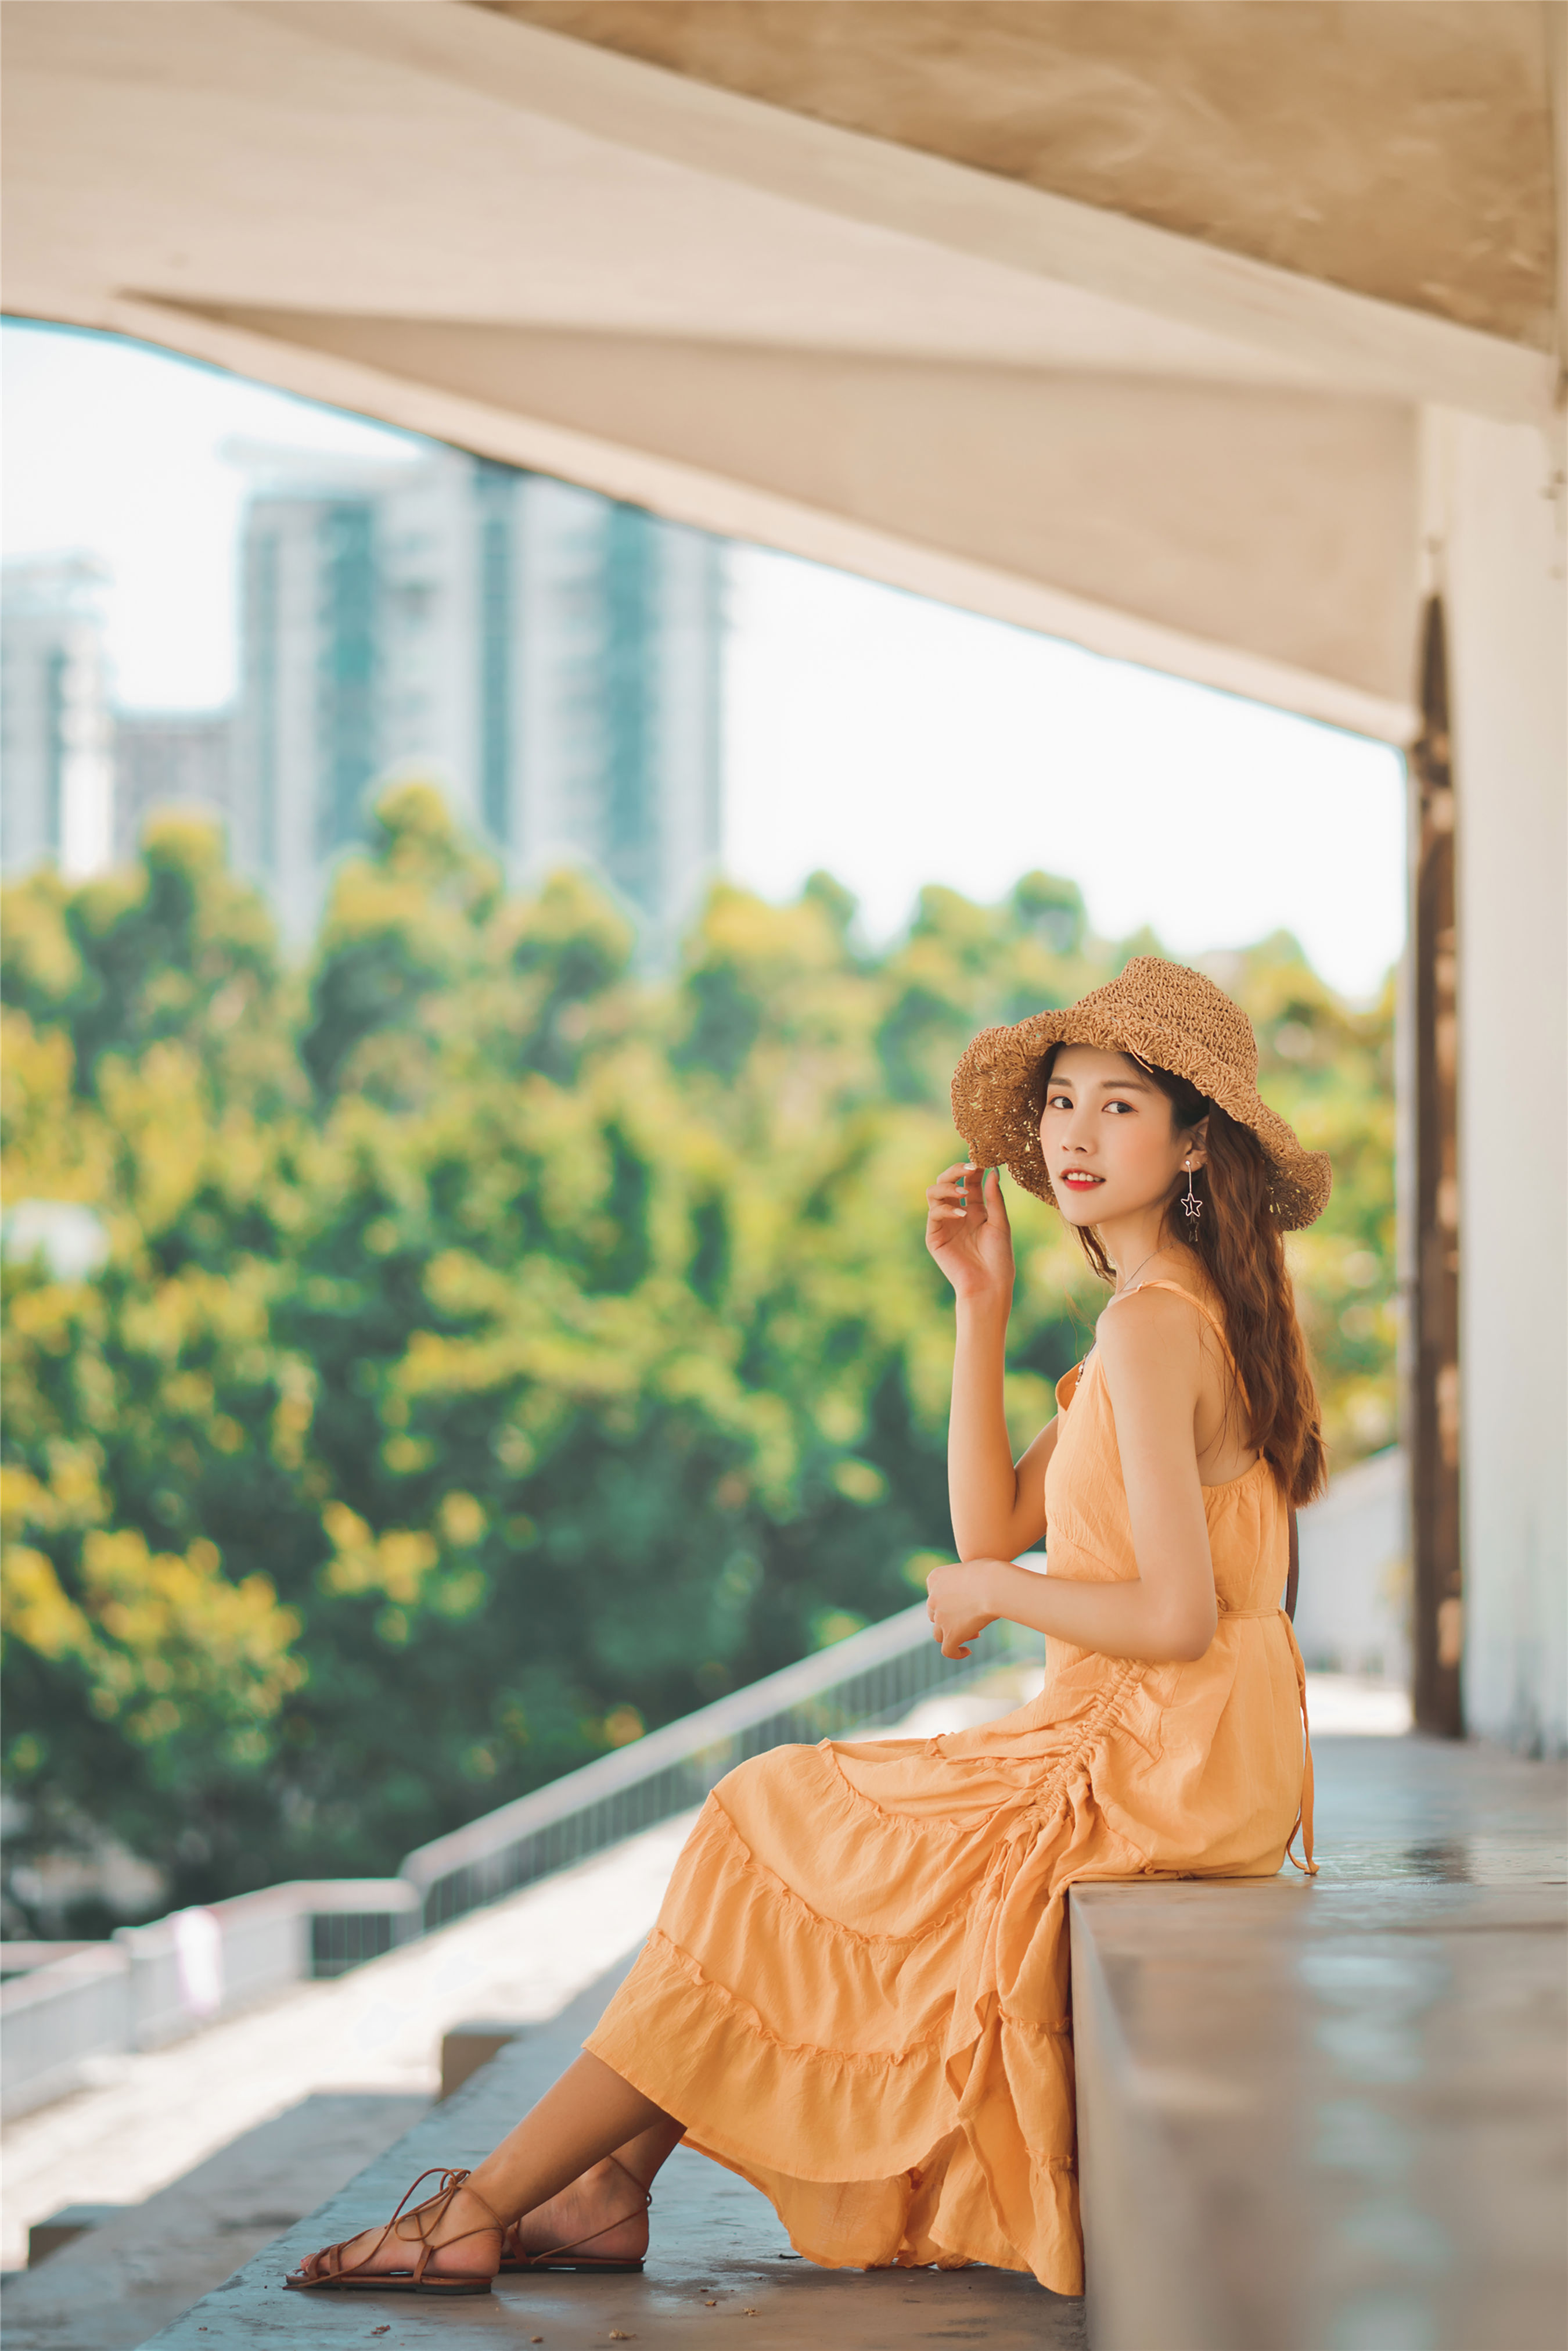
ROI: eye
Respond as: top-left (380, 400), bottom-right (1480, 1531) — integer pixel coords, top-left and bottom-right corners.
top-left (1103, 1099), bottom-right (1135, 1114)
top-left (1044, 1092), bottom-right (1073, 1111)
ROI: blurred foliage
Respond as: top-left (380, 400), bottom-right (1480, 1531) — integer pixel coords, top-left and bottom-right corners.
top-left (1, 791), bottom-right (1397, 1921)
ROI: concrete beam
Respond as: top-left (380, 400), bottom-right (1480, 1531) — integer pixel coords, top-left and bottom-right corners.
top-left (29, 290), bottom-right (1421, 742)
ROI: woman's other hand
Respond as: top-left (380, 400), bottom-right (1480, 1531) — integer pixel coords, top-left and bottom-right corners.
top-left (926, 1558), bottom-right (1000, 1660)
top-left (925, 1162), bottom-right (1013, 1308)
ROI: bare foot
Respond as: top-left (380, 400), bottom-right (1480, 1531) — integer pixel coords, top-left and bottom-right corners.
top-left (506, 2156), bottom-right (650, 2266)
top-left (291, 2173), bottom-right (502, 2285)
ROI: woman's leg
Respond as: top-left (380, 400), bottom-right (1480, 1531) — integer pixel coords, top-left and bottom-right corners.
top-left (472, 2055), bottom-right (683, 2260)
top-left (296, 2053), bottom-right (682, 2281)
top-left (503, 2110), bottom-right (686, 2263)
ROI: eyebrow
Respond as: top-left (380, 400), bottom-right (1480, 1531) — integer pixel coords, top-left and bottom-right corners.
top-left (1046, 1074), bottom-right (1153, 1094)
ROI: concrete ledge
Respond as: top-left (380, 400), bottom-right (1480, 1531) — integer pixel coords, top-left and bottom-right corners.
top-left (1072, 1754), bottom-right (1567, 2351)
top-left (438, 2019), bottom-right (525, 2104)
top-left (1071, 1735), bottom-right (1568, 2350)
top-left (26, 2203), bottom-right (124, 2268)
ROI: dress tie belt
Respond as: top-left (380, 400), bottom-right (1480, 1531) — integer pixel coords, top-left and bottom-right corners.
top-left (1282, 1611), bottom-right (1317, 1876)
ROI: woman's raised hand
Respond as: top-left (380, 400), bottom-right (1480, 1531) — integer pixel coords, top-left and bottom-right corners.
top-left (925, 1160), bottom-right (1014, 1306)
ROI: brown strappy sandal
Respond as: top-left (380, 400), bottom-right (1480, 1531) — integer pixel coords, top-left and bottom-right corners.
top-left (284, 2165), bottom-right (501, 2294)
top-left (500, 2152), bottom-right (653, 2274)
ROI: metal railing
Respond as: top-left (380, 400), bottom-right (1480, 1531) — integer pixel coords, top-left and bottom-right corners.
top-left (402, 1601), bottom-right (1041, 1929)
top-left (2, 1600), bottom-right (1041, 2112)
top-left (0, 1878), bottom-right (419, 2119)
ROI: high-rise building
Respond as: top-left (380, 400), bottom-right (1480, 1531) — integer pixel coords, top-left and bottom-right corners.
top-left (113, 710), bottom-right (236, 863)
top-left (1, 555), bottom-right (114, 880)
top-left (231, 446), bottom-right (407, 916)
top-left (233, 446), bottom-right (725, 955)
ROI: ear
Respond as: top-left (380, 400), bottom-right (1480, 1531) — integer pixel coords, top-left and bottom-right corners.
top-left (1182, 1114), bottom-right (1210, 1170)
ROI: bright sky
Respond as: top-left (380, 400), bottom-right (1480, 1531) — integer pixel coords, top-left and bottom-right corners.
top-left (3, 322), bottom-right (1405, 997)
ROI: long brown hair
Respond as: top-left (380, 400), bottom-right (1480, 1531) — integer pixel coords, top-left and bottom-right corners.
top-left (1047, 1046), bottom-right (1326, 1505)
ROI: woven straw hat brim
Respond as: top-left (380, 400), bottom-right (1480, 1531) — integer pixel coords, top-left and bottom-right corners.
top-left (950, 960), bottom-right (1331, 1232)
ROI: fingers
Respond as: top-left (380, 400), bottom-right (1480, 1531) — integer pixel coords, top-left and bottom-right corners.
top-left (926, 1162), bottom-right (981, 1221)
top-left (929, 1608), bottom-right (973, 1659)
top-left (927, 1163), bottom-right (974, 1204)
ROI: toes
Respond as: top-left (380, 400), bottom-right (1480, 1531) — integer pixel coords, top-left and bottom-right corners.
top-left (298, 2238), bottom-right (350, 2280)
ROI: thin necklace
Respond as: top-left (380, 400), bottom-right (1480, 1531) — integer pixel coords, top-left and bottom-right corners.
top-left (1081, 1244), bottom-right (1168, 1372)
top-left (1112, 1244), bottom-right (1167, 1298)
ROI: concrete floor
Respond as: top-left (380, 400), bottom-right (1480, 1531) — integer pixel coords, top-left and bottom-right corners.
top-left (1307, 1724), bottom-right (1567, 1885)
top-left (8, 1704), bottom-right (1559, 2349)
top-left (139, 1955), bottom-right (1087, 2350)
top-left (1, 2094), bottom-right (428, 2351)
top-left (135, 1731), bottom-right (1564, 2350)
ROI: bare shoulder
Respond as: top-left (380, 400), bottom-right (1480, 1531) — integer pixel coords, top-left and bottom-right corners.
top-left (1095, 1286), bottom-right (1204, 1384)
top-left (1096, 1283), bottom-right (1204, 1349)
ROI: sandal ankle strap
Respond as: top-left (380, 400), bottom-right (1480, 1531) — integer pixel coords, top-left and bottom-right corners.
top-left (506, 2151), bottom-right (653, 2266)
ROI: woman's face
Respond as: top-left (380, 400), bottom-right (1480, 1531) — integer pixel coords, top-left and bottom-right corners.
top-left (1038, 1045), bottom-right (1201, 1229)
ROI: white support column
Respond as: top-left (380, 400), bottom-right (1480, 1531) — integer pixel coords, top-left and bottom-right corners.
top-left (1431, 407), bottom-right (1568, 1753)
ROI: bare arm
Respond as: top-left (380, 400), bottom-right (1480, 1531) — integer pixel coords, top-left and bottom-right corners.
top-left (926, 1162), bottom-right (1053, 1561)
top-left (927, 1287), bottom-right (1219, 1666)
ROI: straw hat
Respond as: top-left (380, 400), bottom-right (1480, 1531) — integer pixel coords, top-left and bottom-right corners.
top-left (950, 956), bottom-right (1330, 1230)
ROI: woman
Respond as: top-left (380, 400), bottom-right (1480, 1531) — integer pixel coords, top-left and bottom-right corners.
top-left (287, 956), bottom-right (1325, 2299)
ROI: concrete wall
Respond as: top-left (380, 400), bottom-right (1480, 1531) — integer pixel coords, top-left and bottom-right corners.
top-left (1292, 1448), bottom-right (1411, 1686)
top-left (1435, 407), bottom-right (1568, 1753)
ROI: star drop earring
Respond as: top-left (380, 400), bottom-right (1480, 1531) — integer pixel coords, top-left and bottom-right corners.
top-left (1182, 1160), bottom-right (1203, 1223)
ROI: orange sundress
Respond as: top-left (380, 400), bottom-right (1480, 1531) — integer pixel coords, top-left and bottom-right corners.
top-left (585, 1281), bottom-right (1314, 2293)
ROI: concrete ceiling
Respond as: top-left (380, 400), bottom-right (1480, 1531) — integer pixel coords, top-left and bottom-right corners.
top-left (0, 0), bottom-right (1401, 384)
top-left (497, 2), bottom-right (1562, 350)
top-left (5, 1), bottom-right (1559, 740)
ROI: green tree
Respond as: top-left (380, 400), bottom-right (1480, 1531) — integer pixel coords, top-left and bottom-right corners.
top-left (1, 795), bottom-right (1398, 1923)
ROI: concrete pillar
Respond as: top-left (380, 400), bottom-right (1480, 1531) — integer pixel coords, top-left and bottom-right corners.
top-left (1407, 596), bottom-right (1462, 1736)
top-left (1429, 407), bottom-right (1567, 1754)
